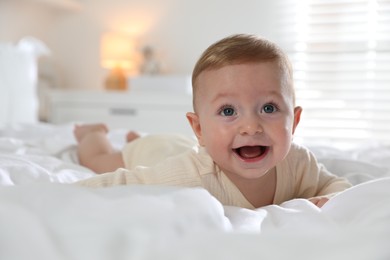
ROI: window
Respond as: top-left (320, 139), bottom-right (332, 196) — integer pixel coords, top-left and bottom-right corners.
top-left (276, 0), bottom-right (390, 149)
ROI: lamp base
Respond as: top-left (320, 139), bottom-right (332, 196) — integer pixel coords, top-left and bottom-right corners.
top-left (105, 67), bottom-right (127, 91)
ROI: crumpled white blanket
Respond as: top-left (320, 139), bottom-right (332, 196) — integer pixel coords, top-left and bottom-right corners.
top-left (0, 178), bottom-right (389, 260)
top-left (1, 123), bottom-right (390, 259)
top-left (0, 123), bottom-right (94, 185)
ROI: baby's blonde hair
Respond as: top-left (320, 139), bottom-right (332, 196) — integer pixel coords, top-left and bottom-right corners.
top-left (191, 34), bottom-right (294, 111)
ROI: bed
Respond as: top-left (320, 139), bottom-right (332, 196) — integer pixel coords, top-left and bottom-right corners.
top-left (1, 37), bottom-right (390, 259)
top-left (1, 122), bottom-right (390, 260)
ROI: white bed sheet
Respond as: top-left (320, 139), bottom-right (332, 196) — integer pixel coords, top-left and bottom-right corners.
top-left (0, 123), bottom-right (389, 259)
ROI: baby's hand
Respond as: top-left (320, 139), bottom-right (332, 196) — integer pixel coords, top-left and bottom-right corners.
top-left (308, 196), bottom-right (329, 208)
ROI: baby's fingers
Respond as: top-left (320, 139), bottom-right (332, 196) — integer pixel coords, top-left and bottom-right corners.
top-left (309, 197), bottom-right (329, 208)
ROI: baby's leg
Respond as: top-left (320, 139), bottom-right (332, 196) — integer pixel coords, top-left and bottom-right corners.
top-left (74, 124), bottom-right (125, 174)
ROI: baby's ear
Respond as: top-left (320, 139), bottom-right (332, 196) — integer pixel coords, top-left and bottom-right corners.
top-left (186, 112), bottom-right (204, 146)
top-left (292, 106), bottom-right (302, 134)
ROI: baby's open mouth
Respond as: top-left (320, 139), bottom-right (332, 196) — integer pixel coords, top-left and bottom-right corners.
top-left (233, 146), bottom-right (269, 160)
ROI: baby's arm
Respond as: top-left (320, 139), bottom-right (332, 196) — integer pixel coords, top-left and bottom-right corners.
top-left (315, 163), bottom-right (352, 196)
top-left (306, 163), bottom-right (352, 208)
top-left (291, 145), bottom-right (352, 206)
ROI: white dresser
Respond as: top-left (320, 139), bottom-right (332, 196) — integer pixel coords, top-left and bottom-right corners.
top-left (47, 89), bottom-right (194, 135)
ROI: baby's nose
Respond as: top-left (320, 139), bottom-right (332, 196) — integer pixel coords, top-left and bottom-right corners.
top-left (239, 118), bottom-right (263, 135)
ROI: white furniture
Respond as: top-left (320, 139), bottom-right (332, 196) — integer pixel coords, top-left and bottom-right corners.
top-left (129, 75), bottom-right (192, 94)
top-left (0, 37), bottom-right (49, 127)
top-left (47, 89), bottom-right (194, 136)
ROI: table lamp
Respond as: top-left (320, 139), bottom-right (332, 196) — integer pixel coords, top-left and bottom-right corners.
top-left (101, 33), bottom-right (134, 90)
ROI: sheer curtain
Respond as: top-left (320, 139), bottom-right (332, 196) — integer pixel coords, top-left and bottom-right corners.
top-left (275, 0), bottom-right (390, 149)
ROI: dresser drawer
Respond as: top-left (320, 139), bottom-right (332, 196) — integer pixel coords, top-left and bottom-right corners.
top-left (47, 90), bottom-right (194, 135)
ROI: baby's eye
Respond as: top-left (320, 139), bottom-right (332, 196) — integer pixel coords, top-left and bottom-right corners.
top-left (262, 104), bottom-right (277, 113)
top-left (220, 106), bottom-right (236, 116)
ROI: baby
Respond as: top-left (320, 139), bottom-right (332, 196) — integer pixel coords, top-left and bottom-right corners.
top-left (76, 34), bottom-right (351, 208)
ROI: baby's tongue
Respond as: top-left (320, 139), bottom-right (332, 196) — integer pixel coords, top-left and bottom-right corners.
top-left (238, 146), bottom-right (262, 159)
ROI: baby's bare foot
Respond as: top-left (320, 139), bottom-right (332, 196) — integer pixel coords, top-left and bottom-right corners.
top-left (126, 131), bottom-right (140, 143)
top-left (74, 123), bottom-right (109, 143)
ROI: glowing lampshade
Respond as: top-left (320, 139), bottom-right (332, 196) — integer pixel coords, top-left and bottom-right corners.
top-left (101, 33), bottom-right (135, 90)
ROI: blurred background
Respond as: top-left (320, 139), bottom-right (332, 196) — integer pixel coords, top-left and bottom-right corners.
top-left (1, 0), bottom-right (389, 148)
top-left (0, 0), bottom-right (278, 89)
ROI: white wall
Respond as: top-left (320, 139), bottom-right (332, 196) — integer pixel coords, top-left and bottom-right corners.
top-left (0, 0), bottom-right (279, 90)
top-left (0, 1), bottom-right (55, 43)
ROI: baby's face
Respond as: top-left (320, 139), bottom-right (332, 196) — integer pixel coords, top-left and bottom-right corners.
top-left (187, 61), bottom-right (301, 180)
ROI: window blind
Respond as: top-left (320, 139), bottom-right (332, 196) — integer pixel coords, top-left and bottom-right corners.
top-left (275, 0), bottom-right (390, 149)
